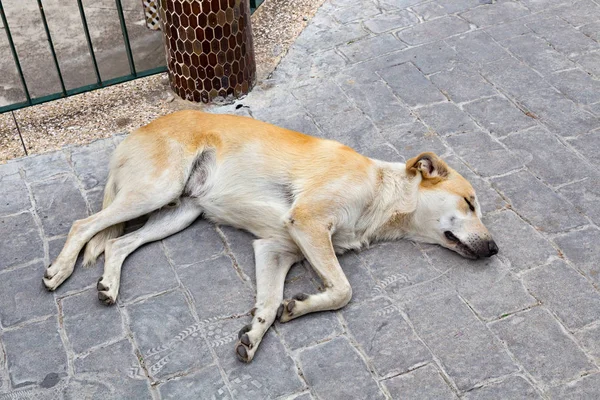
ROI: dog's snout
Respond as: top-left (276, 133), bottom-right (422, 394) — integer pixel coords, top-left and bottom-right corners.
top-left (487, 240), bottom-right (499, 257)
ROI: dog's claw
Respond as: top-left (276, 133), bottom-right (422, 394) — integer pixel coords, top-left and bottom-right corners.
top-left (98, 291), bottom-right (115, 305)
top-left (293, 293), bottom-right (308, 301)
top-left (286, 300), bottom-right (296, 312)
top-left (276, 304), bottom-right (284, 320)
top-left (240, 333), bottom-right (251, 347)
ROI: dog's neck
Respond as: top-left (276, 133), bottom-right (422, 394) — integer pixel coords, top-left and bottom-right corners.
top-left (362, 161), bottom-right (422, 243)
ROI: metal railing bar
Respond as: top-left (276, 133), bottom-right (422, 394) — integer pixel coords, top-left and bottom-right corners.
top-left (0, 66), bottom-right (167, 114)
top-left (115, 0), bottom-right (137, 77)
top-left (36, 0), bottom-right (67, 96)
top-left (0, 0), bottom-right (31, 104)
top-left (76, 0), bottom-right (102, 86)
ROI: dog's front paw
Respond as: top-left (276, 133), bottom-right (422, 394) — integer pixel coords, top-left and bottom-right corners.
top-left (97, 276), bottom-right (118, 305)
top-left (277, 293), bottom-right (308, 323)
top-left (42, 263), bottom-right (71, 291)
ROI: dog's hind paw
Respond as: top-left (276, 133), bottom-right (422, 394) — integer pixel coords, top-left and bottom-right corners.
top-left (97, 276), bottom-right (118, 305)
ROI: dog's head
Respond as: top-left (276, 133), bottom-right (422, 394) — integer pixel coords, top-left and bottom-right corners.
top-left (405, 152), bottom-right (498, 259)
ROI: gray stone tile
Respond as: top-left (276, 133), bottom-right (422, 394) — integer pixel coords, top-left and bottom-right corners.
top-left (218, 225), bottom-right (256, 283)
top-left (485, 20), bottom-right (534, 42)
top-left (526, 16), bottom-right (598, 58)
top-left (503, 128), bottom-right (593, 186)
top-left (379, 0), bottom-right (426, 11)
top-left (69, 138), bottom-right (114, 190)
top-left (443, 155), bottom-right (507, 214)
top-left (554, 226), bottom-right (600, 286)
top-left (464, 375), bottom-right (541, 399)
top-left (503, 34), bottom-right (575, 75)
top-left (126, 290), bottom-right (212, 379)
top-left (425, 246), bottom-right (537, 320)
top-left (179, 255), bottom-right (254, 319)
top-left (401, 41), bottom-right (461, 74)
top-left (440, 0), bottom-right (487, 13)
top-left (523, 260), bottom-right (600, 330)
top-left (21, 151), bottom-right (70, 182)
top-left (162, 218), bottom-right (224, 267)
top-left (2, 318), bottom-right (68, 387)
top-left (480, 57), bottom-right (552, 100)
top-left (396, 16), bottom-right (471, 45)
top-left (391, 274), bottom-right (456, 305)
top-left (339, 33), bottom-right (407, 63)
top-left (61, 289), bottom-right (124, 353)
top-left (0, 212), bottom-right (44, 270)
top-left (293, 79), bottom-right (354, 118)
top-left (337, 77), bottom-right (416, 132)
top-left (378, 63), bottom-right (446, 107)
top-left (211, 318), bottom-right (303, 400)
top-left (579, 21), bottom-right (600, 41)
top-left (118, 242), bottom-right (179, 304)
top-left (72, 339), bottom-right (151, 398)
top-left (363, 10), bottom-right (419, 34)
top-left (417, 102), bottom-right (478, 136)
top-left (85, 188), bottom-right (105, 214)
top-left (489, 307), bottom-right (595, 386)
top-left (568, 131), bottom-right (600, 167)
top-left (333, 0), bottom-right (380, 24)
top-left (548, 69), bottom-right (600, 105)
top-left (382, 363), bottom-right (457, 399)
top-left (412, 1), bottom-right (447, 21)
top-left (463, 96), bottom-right (536, 137)
top-left (359, 240), bottom-right (439, 298)
top-left (447, 131), bottom-right (523, 177)
top-left (299, 336), bottom-right (385, 400)
top-left (575, 324), bottom-right (600, 363)
top-left (269, 113), bottom-right (321, 136)
top-left (31, 175), bottom-right (89, 236)
top-left (277, 310), bottom-right (342, 351)
top-left (576, 51), bottom-right (600, 78)
top-left (294, 18), bottom-right (367, 55)
top-left (491, 170), bottom-right (587, 233)
top-left (0, 262), bottom-right (56, 327)
top-left (483, 210), bottom-right (555, 272)
top-left (343, 297), bottom-right (431, 376)
top-left (447, 31), bottom-right (509, 64)
top-left (547, 373), bottom-right (600, 400)
top-left (518, 89), bottom-right (598, 137)
top-left (312, 108), bottom-right (383, 153)
top-left (393, 134), bottom-right (450, 161)
top-left (430, 66), bottom-right (498, 103)
top-left (159, 365), bottom-right (230, 399)
top-left (558, 176), bottom-right (600, 226)
top-left (403, 294), bottom-right (517, 390)
top-left (460, 1), bottom-right (530, 27)
top-left (0, 172), bottom-right (30, 216)
top-left (338, 251), bottom-right (378, 304)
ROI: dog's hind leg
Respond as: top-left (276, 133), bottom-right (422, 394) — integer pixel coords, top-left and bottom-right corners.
top-left (43, 183), bottom-right (183, 291)
top-left (97, 197), bottom-right (202, 304)
top-left (235, 239), bottom-right (301, 362)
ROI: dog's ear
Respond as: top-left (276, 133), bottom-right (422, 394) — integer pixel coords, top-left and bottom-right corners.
top-left (406, 152), bottom-right (449, 179)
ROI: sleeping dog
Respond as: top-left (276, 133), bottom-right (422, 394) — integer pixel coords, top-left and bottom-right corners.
top-left (43, 110), bottom-right (498, 362)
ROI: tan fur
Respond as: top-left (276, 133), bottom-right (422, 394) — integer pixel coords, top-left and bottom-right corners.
top-left (43, 110), bottom-right (497, 363)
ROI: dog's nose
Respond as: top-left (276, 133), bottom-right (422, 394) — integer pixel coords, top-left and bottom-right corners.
top-left (487, 240), bottom-right (499, 257)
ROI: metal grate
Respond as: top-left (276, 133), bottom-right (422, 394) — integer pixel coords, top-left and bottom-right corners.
top-left (0, 0), bottom-right (263, 114)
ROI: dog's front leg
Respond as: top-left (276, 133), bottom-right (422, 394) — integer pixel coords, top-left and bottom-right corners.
top-left (235, 239), bottom-right (299, 363)
top-left (279, 213), bottom-right (352, 322)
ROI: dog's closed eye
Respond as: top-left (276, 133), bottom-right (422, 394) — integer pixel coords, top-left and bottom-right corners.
top-left (464, 197), bottom-right (475, 212)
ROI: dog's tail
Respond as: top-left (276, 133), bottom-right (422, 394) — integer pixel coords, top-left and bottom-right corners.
top-left (82, 174), bottom-right (124, 267)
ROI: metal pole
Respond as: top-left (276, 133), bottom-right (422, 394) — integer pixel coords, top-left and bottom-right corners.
top-left (0, 0), bottom-right (31, 104)
top-left (76, 0), bottom-right (102, 86)
top-left (115, 0), bottom-right (137, 77)
top-left (36, 0), bottom-right (67, 95)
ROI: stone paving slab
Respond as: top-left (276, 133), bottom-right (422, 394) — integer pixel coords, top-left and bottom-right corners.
top-left (1, 0), bottom-right (600, 398)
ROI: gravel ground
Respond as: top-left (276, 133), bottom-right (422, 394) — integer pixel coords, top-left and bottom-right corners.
top-left (0, 0), bottom-right (325, 163)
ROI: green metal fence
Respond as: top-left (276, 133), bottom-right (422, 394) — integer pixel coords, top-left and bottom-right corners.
top-left (0, 0), bottom-right (263, 114)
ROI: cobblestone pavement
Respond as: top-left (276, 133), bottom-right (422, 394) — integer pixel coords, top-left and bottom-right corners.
top-left (2, 0), bottom-right (600, 398)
